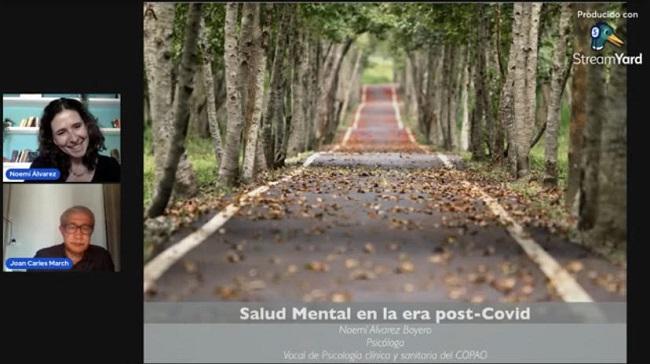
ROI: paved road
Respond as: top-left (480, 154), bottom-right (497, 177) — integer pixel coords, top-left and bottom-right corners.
top-left (147, 84), bottom-right (625, 303)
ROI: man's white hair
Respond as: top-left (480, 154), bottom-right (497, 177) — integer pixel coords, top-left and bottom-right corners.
top-left (60, 205), bottom-right (95, 227)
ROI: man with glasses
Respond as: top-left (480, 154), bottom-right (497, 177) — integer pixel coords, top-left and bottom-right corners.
top-left (33, 205), bottom-right (114, 271)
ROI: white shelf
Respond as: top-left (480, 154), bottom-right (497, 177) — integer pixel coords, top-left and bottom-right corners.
top-left (4, 127), bottom-right (39, 134)
top-left (5, 127), bottom-right (120, 134)
top-left (3, 96), bottom-right (120, 107)
top-left (3, 162), bottom-right (31, 168)
top-left (101, 128), bottom-right (121, 134)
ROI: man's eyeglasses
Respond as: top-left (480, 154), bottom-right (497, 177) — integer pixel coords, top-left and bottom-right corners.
top-left (63, 224), bottom-right (93, 235)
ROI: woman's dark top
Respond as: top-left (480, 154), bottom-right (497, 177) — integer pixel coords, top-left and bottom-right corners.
top-left (30, 154), bottom-right (120, 182)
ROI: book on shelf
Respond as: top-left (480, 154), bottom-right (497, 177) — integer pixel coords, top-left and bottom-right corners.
top-left (9, 149), bottom-right (38, 163)
top-left (18, 116), bottom-right (39, 127)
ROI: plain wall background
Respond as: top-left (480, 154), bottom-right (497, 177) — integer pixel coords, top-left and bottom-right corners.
top-left (3, 184), bottom-right (106, 270)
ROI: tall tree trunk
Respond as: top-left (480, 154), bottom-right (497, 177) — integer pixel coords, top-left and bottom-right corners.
top-left (212, 62), bottom-right (227, 136)
top-left (287, 26), bottom-right (307, 157)
top-left (144, 3), bottom-right (197, 207)
top-left (581, 28), bottom-right (626, 256)
top-left (460, 48), bottom-right (472, 151)
top-left (500, 3), bottom-right (520, 166)
top-left (239, 4), bottom-right (256, 133)
top-left (264, 6), bottom-right (290, 168)
top-left (432, 46), bottom-right (445, 147)
top-left (242, 4), bottom-right (268, 183)
top-left (306, 35), bottom-right (320, 150)
top-left (522, 3), bottom-right (542, 175)
top-left (511, 3), bottom-right (528, 174)
top-left (488, 9), bottom-right (505, 162)
top-left (218, 3), bottom-right (244, 186)
top-left (512, 3), bottom-right (542, 178)
top-left (339, 48), bottom-right (363, 127)
top-left (544, 3), bottom-right (571, 186)
top-left (314, 39), bottom-right (353, 146)
top-left (253, 4), bottom-right (273, 175)
top-left (404, 54), bottom-right (417, 121)
top-left (407, 51), bottom-right (422, 133)
top-left (471, 23), bottom-right (487, 160)
top-left (481, 10), bottom-right (496, 158)
top-left (314, 40), bottom-right (339, 145)
top-left (439, 44), bottom-right (451, 149)
top-left (325, 40), bottom-right (354, 143)
top-left (239, 3), bottom-right (258, 168)
top-left (144, 3), bottom-right (174, 174)
top-left (445, 45), bottom-right (459, 151)
top-left (147, 3), bottom-right (202, 217)
top-left (567, 3), bottom-right (591, 211)
top-left (424, 47), bottom-right (438, 143)
top-left (189, 65), bottom-right (208, 137)
top-left (578, 66), bottom-right (606, 230)
top-left (530, 81), bottom-right (550, 150)
top-left (420, 48), bottom-right (431, 139)
top-left (199, 18), bottom-right (223, 163)
top-left (408, 50), bottom-right (425, 139)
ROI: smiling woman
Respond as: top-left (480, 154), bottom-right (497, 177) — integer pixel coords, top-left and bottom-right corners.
top-left (30, 98), bottom-right (120, 182)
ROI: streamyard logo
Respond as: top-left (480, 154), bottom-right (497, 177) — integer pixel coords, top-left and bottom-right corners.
top-left (590, 21), bottom-right (624, 51)
top-left (573, 21), bottom-right (642, 65)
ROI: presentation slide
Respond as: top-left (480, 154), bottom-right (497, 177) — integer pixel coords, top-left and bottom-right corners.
top-left (1, 2), bottom-right (642, 363)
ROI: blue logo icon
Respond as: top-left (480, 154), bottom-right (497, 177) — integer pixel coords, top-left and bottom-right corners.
top-left (591, 21), bottom-right (624, 51)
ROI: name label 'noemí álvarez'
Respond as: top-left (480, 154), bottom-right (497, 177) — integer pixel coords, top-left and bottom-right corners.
top-left (5, 168), bottom-right (60, 181)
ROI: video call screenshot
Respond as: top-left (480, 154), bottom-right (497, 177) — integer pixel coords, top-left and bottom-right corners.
top-left (0, 1), bottom-right (643, 363)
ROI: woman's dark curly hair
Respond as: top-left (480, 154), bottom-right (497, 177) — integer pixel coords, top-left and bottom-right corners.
top-left (38, 98), bottom-right (106, 180)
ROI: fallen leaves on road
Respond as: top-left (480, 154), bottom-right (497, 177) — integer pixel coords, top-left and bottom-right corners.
top-left (396, 261), bottom-right (415, 274)
top-left (150, 155), bottom-right (625, 304)
top-left (305, 261), bottom-right (330, 272)
top-left (492, 277), bottom-right (517, 293)
top-left (363, 243), bottom-right (376, 254)
top-left (349, 269), bottom-right (377, 280)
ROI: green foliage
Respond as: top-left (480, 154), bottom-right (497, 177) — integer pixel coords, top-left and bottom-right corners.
top-left (537, 4), bottom-right (561, 82)
top-left (170, 3), bottom-right (226, 67)
top-left (144, 126), bottom-right (220, 209)
top-left (201, 3), bottom-right (226, 67)
top-left (301, 4), bottom-right (381, 42)
top-left (171, 3), bottom-right (189, 64)
top-left (529, 96), bottom-right (571, 187)
top-left (362, 55), bottom-right (393, 84)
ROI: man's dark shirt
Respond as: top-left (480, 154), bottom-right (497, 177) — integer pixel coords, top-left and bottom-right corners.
top-left (34, 243), bottom-right (115, 272)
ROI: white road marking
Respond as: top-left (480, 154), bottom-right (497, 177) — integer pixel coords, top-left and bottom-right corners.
top-left (436, 152), bottom-right (454, 168)
top-left (351, 103), bottom-right (364, 130)
top-left (302, 152), bottom-right (321, 167)
top-left (402, 99), bottom-right (592, 302)
top-left (390, 84), bottom-right (428, 153)
top-left (144, 153), bottom-right (320, 293)
top-left (465, 182), bottom-right (593, 302)
top-left (436, 145), bottom-right (592, 301)
top-left (390, 84), bottom-right (404, 130)
top-left (144, 87), bottom-right (374, 293)
top-left (334, 88), bottom-right (367, 152)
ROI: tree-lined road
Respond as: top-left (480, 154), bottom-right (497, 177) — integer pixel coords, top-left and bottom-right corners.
top-left (146, 85), bottom-right (625, 303)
